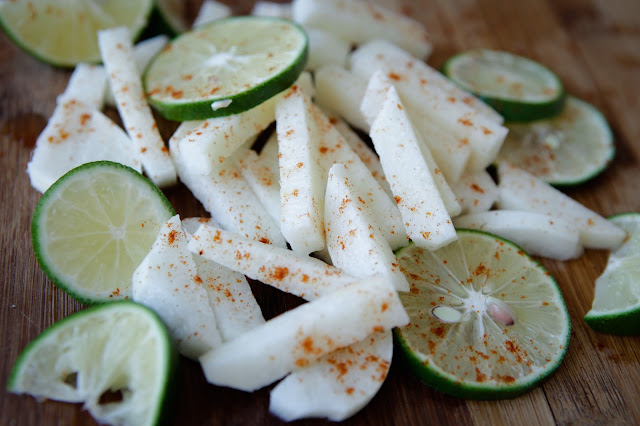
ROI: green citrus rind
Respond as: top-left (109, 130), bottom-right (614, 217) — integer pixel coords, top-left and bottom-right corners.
top-left (7, 301), bottom-right (178, 426)
top-left (31, 161), bottom-right (175, 305)
top-left (0, 0), bottom-right (153, 68)
top-left (442, 49), bottom-right (566, 122)
top-left (584, 212), bottom-right (640, 336)
top-left (394, 229), bottom-right (571, 400)
top-left (143, 16), bottom-right (308, 121)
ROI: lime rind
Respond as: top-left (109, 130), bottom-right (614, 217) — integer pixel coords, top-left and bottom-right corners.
top-left (31, 161), bottom-right (175, 305)
top-left (584, 213), bottom-right (640, 336)
top-left (496, 96), bottom-right (615, 186)
top-left (143, 16), bottom-right (309, 121)
top-left (7, 301), bottom-right (178, 426)
top-left (394, 229), bottom-right (571, 400)
top-left (443, 49), bottom-right (566, 122)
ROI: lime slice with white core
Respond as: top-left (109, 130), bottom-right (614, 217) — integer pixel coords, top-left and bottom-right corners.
top-left (394, 229), bottom-right (571, 399)
top-left (585, 213), bottom-right (640, 336)
top-left (0, 0), bottom-right (153, 67)
top-left (496, 96), bottom-right (615, 186)
top-left (443, 49), bottom-right (565, 122)
top-left (143, 16), bottom-right (308, 121)
top-left (31, 161), bottom-right (175, 305)
top-left (8, 301), bottom-right (178, 426)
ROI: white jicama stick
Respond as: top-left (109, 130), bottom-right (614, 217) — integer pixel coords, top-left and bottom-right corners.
top-left (182, 218), bottom-right (265, 341)
top-left (369, 86), bottom-right (457, 251)
top-left (132, 215), bottom-right (223, 359)
top-left (325, 163), bottom-right (409, 292)
top-left (452, 170), bottom-right (499, 214)
top-left (453, 210), bottom-right (583, 261)
top-left (198, 274), bottom-right (408, 392)
top-left (349, 39), bottom-right (503, 123)
top-left (305, 28), bottom-right (351, 71)
top-left (193, 0), bottom-right (232, 27)
top-left (104, 35), bottom-right (169, 107)
top-left (170, 134), bottom-right (287, 248)
top-left (269, 330), bottom-right (393, 422)
top-left (237, 132), bottom-right (281, 225)
top-left (27, 103), bottom-right (141, 193)
top-left (314, 65), bottom-right (369, 132)
top-left (361, 70), bottom-right (470, 186)
top-left (252, 1), bottom-right (293, 19)
top-left (188, 224), bottom-right (357, 300)
top-left (98, 27), bottom-right (177, 188)
top-left (276, 87), bottom-right (327, 254)
top-left (292, 0), bottom-right (432, 59)
top-left (497, 163), bottom-right (626, 250)
top-left (56, 63), bottom-right (106, 110)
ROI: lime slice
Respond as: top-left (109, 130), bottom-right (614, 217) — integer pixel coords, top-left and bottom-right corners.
top-left (7, 301), bottom-right (178, 426)
top-left (143, 16), bottom-right (308, 121)
top-left (0, 0), bottom-right (153, 67)
top-left (496, 97), bottom-right (614, 186)
top-left (394, 229), bottom-right (571, 399)
top-left (443, 49), bottom-right (565, 122)
top-left (31, 161), bottom-right (175, 304)
top-left (584, 213), bottom-right (640, 335)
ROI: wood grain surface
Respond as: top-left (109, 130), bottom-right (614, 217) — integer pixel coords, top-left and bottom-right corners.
top-left (1, 1), bottom-right (639, 425)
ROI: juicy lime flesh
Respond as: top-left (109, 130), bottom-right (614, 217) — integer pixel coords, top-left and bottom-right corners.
top-left (396, 230), bottom-right (570, 397)
top-left (448, 49), bottom-right (562, 103)
top-left (33, 162), bottom-right (174, 303)
top-left (0, 0), bottom-right (152, 66)
top-left (496, 97), bottom-right (614, 185)
top-left (8, 302), bottom-right (175, 426)
top-left (145, 17), bottom-right (307, 105)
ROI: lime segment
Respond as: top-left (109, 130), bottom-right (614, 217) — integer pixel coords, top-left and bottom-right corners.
top-left (496, 97), bottom-right (615, 186)
top-left (584, 213), bottom-right (640, 336)
top-left (0, 0), bottom-right (153, 67)
top-left (31, 161), bottom-right (175, 304)
top-left (394, 229), bottom-right (570, 399)
top-left (143, 16), bottom-right (308, 121)
top-left (443, 49), bottom-right (565, 122)
top-left (8, 301), bottom-right (178, 426)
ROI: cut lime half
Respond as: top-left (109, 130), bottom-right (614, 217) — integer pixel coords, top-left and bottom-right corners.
top-left (143, 16), bottom-right (308, 121)
top-left (496, 96), bottom-right (615, 186)
top-left (8, 301), bottom-right (178, 426)
top-left (395, 229), bottom-right (570, 399)
top-left (443, 49), bottom-right (565, 122)
top-left (31, 161), bottom-right (175, 305)
top-left (585, 213), bottom-right (640, 336)
top-left (0, 0), bottom-right (153, 67)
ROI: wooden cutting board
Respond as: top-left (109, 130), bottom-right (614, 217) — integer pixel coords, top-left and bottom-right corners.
top-left (1, 1), bottom-right (639, 425)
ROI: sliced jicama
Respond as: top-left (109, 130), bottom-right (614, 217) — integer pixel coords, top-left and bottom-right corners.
top-left (453, 210), bottom-right (583, 261)
top-left (325, 163), bottom-right (409, 291)
top-left (104, 35), bottom-right (169, 107)
top-left (27, 101), bottom-right (141, 193)
top-left (182, 217), bottom-right (265, 341)
top-left (452, 170), bottom-right (499, 214)
top-left (188, 223), bottom-right (357, 300)
top-left (314, 65), bottom-right (369, 132)
top-left (269, 330), bottom-right (393, 421)
top-left (198, 274), bottom-right (408, 392)
top-left (361, 69), bottom-right (470, 185)
top-left (237, 132), bottom-right (281, 225)
top-left (56, 63), bottom-right (106, 110)
top-left (170, 134), bottom-right (287, 248)
top-left (252, 1), bottom-right (293, 19)
top-left (132, 215), bottom-right (223, 359)
top-left (292, 0), bottom-right (432, 59)
top-left (276, 87), bottom-right (327, 254)
top-left (305, 28), bottom-right (350, 71)
top-left (97, 27), bottom-right (177, 188)
top-left (369, 86), bottom-right (457, 251)
top-left (192, 0), bottom-right (232, 28)
top-left (497, 163), bottom-right (626, 250)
